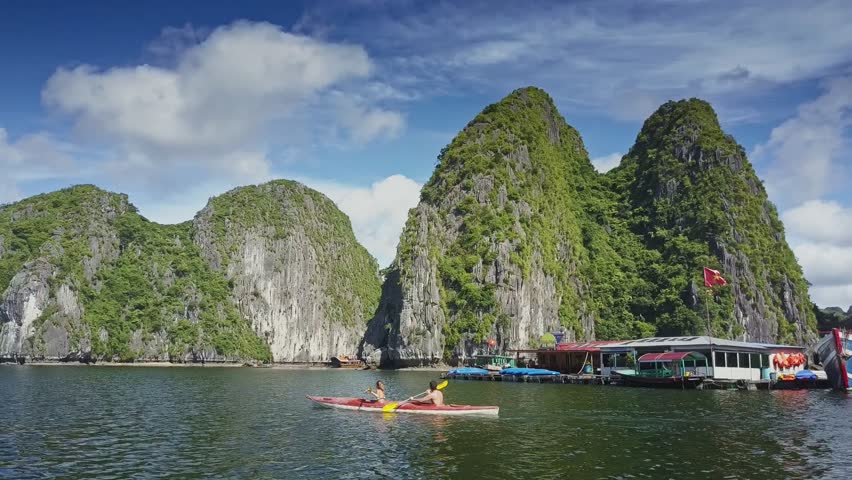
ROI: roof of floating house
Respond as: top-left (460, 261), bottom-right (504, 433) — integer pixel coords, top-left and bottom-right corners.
top-left (511, 340), bottom-right (631, 354)
top-left (599, 336), bottom-right (804, 352)
top-left (638, 351), bottom-right (708, 362)
top-left (555, 341), bottom-right (624, 353)
top-left (512, 336), bottom-right (804, 355)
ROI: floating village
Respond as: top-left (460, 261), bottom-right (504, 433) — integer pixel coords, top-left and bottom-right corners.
top-left (442, 329), bottom-right (852, 392)
top-left (307, 328), bottom-right (851, 417)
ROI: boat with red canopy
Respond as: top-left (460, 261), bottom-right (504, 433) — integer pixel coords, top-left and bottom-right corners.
top-left (613, 351), bottom-right (708, 388)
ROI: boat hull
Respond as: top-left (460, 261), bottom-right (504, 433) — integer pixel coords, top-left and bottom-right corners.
top-left (306, 396), bottom-right (499, 416)
top-left (815, 329), bottom-right (851, 392)
top-left (613, 371), bottom-right (704, 389)
top-left (330, 356), bottom-right (364, 369)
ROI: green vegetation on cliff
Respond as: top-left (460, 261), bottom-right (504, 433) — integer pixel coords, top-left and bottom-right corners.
top-left (410, 88), bottom-right (657, 355)
top-left (815, 305), bottom-right (852, 330)
top-left (0, 185), bottom-right (270, 361)
top-left (607, 99), bottom-right (815, 342)
top-left (387, 89), bottom-right (816, 361)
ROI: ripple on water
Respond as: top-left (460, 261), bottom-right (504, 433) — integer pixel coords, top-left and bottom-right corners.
top-left (1, 368), bottom-right (850, 479)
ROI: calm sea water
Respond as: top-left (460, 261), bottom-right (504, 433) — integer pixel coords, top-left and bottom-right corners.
top-left (1, 366), bottom-right (849, 479)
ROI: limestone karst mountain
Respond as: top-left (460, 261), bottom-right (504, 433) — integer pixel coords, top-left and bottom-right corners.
top-left (361, 88), bottom-right (816, 367)
top-left (0, 88), bottom-right (818, 367)
top-left (0, 181), bottom-right (381, 363)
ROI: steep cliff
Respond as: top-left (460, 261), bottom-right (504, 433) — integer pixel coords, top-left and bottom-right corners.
top-left (192, 180), bottom-right (381, 362)
top-left (363, 89), bottom-right (818, 367)
top-left (362, 87), bottom-right (653, 366)
top-left (0, 181), bottom-right (381, 363)
top-left (607, 99), bottom-right (817, 345)
top-left (0, 185), bottom-right (269, 362)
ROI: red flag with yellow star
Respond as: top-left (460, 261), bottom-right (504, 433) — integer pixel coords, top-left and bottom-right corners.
top-left (703, 267), bottom-right (727, 287)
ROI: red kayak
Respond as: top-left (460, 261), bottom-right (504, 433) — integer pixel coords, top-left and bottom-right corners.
top-left (306, 396), bottom-right (499, 416)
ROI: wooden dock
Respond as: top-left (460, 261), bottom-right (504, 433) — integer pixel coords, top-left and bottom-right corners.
top-left (442, 372), bottom-right (613, 385)
top-left (441, 372), bottom-right (818, 390)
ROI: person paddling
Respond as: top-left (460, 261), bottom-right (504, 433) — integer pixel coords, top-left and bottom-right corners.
top-left (409, 380), bottom-right (444, 406)
top-left (365, 380), bottom-right (385, 402)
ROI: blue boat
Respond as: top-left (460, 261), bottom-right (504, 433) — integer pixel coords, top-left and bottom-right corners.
top-left (500, 367), bottom-right (559, 376)
top-left (448, 367), bottom-right (490, 375)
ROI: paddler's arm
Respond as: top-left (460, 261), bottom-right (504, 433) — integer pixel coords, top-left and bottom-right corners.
top-left (409, 391), bottom-right (435, 404)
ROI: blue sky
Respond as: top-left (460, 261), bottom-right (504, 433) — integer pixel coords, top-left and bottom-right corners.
top-left (2, 0), bottom-right (852, 307)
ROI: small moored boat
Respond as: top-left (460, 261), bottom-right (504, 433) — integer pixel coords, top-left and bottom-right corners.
top-left (613, 370), bottom-right (704, 389)
top-left (612, 351), bottom-right (707, 389)
top-left (306, 396), bottom-right (499, 416)
top-left (330, 356), bottom-right (364, 369)
top-left (815, 329), bottom-right (851, 392)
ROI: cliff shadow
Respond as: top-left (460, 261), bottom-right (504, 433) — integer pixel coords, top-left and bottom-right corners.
top-left (358, 266), bottom-right (402, 367)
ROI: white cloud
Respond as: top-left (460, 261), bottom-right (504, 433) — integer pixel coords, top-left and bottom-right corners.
top-left (783, 200), bottom-right (852, 246)
top-left (41, 21), bottom-right (403, 188)
top-left (310, 0), bottom-right (852, 121)
top-left (809, 285), bottom-right (852, 310)
top-left (590, 152), bottom-right (622, 173)
top-left (0, 177), bottom-right (21, 205)
top-left (0, 128), bottom-right (76, 203)
top-left (783, 198), bottom-right (852, 308)
top-left (793, 243), bottom-right (852, 287)
top-left (299, 174), bottom-right (422, 267)
top-left (337, 100), bottom-right (405, 144)
top-left (753, 76), bottom-right (852, 205)
top-left (452, 40), bottom-right (528, 66)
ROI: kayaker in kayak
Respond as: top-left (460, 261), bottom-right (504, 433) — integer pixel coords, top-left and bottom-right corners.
top-left (365, 380), bottom-right (385, 401)
top-left (409, 380), bottom-right (444, 406)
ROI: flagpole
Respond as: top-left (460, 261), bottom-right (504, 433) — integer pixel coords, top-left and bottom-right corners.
top-left (705, 288), bottom-right (712, 337)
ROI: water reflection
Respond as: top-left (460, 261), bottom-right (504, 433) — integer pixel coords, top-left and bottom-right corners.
top-left (1, 367), bottom-right (849, 479)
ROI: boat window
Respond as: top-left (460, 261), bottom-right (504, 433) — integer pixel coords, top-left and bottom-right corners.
top-left (760, 354), bottom-right (769, 367)
top-left (726, 352), bottom-right (738, 368)
top-left (715, 351), bottom-right (725, 367)
top-left (739, 353), bottom-right (750, 368)
top-left (750, 354), bottom-right (760, 368)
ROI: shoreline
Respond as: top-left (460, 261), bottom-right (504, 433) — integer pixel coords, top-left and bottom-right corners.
top-left (1, 360), bottom-right (450, 371)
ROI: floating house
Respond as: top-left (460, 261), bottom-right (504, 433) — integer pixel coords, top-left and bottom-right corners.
top-left (518, 341), bottom-right (623, 374)
top-left (520, 336), bottom-right (806, 382)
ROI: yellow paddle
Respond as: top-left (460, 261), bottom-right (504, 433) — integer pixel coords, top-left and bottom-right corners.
top-left (382, 380), bottom-right (448, 412)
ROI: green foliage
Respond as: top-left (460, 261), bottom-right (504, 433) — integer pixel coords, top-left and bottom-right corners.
top-left (0, 185), bottom-right (105, 293)
top-left (814, 305), bottom-right (852, 330)
top-left (0, 185), bottom-right (270, 362)
top-left (397, 91), bottom-right (816, 360)
top-left (607, 98), bottom-right (816, 339)
top-left (1, 180), bottom-right (380, 362)
top-left (415, 88), bottom-right (619, 356)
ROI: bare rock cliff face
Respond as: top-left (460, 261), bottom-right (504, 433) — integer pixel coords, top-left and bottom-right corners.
top-left (193, 180), bottom-right (381, 363)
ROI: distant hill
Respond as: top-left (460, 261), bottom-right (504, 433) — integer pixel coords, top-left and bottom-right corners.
top-left (815, 305), bottom-right (852, 330)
